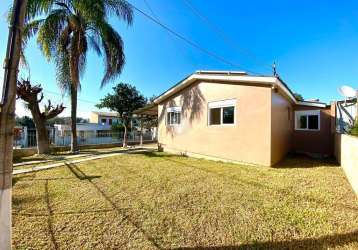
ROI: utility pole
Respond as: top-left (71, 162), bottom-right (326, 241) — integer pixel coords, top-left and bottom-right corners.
top-left (0, 0), bottom-right (27, 249)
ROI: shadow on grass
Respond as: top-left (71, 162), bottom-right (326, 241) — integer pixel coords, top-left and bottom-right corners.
top-left (130, 151), bottom-right (187, 159)
top-left (64, 162), bottom-right (162, 249)
top-left (170, 230), bottom-right (358, 249)
top-left (44, 179), bottom-right (59, 250)
top-left (275, 153), bottom-right (339, 169)
top-left (12, 174), bottom-right (36, 186)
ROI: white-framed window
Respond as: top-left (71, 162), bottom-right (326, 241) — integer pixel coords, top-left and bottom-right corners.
top-left (295, 110), bottom-right (320, 131)
top-left (208, 99), bottom-right (236, 126)
top-left (166, 107), bottom-right (181, 126)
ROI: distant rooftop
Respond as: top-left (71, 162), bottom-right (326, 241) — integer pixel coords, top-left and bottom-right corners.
top-left (92, 111), bottom-right (119, 117)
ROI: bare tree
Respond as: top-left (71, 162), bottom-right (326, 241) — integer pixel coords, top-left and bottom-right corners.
top-left (17, 79), bottom-right (65, 154)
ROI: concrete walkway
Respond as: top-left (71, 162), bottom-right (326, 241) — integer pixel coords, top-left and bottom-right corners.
top-left (13, 147), bottom-right (153, 175)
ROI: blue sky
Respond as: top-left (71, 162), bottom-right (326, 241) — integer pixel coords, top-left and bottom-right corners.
top-left (1, 0), bottom-right (358, 118)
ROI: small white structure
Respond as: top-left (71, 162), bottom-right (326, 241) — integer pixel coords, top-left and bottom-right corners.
top-left (54, 123), bottom-right (117, 146)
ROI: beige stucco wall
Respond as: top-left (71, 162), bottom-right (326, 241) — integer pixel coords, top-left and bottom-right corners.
top-left (335, 133), bottom-right (358, 195)
top-left (89, 113), bottom-right (99, 123)
top-left (271, 91), bottom-right (293, 165)
top-left (158, 81), bottom-right (272, 166)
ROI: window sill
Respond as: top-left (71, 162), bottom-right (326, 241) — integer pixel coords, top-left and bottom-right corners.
top-left (208, 124), bottom-right (236, 127)
top-left (295, 128), bottom-right (320, 132)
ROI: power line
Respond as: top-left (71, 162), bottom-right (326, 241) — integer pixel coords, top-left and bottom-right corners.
top-left (42, 89), bottom-right (99, 105)
top-left (142, 0), bottom-right (200, 68)
top-left (128, 1), bottom-right (261, 74)
top-left (181, 0), bottom-right (272, 72)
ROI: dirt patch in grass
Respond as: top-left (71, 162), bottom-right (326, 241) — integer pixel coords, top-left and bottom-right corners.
top-left (12, 152), bottom-right (358, 249)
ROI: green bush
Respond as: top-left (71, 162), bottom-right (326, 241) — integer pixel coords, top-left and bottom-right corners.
top-left (111, 123), bottom-right (125, 133)
top-left (349, 119), bottom-right (358, 136)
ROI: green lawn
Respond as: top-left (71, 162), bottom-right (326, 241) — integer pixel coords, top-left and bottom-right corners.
top-left (12, 152), bottom-right (358, 249)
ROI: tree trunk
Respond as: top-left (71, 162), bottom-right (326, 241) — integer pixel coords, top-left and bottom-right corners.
top-left (34, 118), bottom-right (50, 154)
top-left (123, 122), bottom-right (128, 148)
top-left (29, 105), bottom-right (50, 154)
top-left (70, 84), bottom-right (78, 153)
top-left (123, 124), bottom-right (127, 148)
top-left (139, 117), bottom-right (143, 146)
top-left (36, 123), bottom-right (50, 154)
top-left (0, 0), bottom-right (27, 248)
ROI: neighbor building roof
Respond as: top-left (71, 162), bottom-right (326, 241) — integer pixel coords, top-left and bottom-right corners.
top-left (92, 111), bottom-right (119, 117)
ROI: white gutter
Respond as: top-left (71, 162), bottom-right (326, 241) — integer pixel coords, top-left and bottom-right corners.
top-left (296, 101), bottom-right (327, 108)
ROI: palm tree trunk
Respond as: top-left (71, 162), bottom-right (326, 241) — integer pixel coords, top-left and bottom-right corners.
top-left (70, 84), bottom-right (78, 153)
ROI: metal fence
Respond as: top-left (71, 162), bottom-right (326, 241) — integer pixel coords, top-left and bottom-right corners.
top-left (54, 130), bottom-right (155, 146)
top-left (13, 127), bottom-right (156, 148)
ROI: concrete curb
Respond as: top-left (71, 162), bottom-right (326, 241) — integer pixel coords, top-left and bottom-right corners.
top-left (13, 148), bottom-right (153, 175)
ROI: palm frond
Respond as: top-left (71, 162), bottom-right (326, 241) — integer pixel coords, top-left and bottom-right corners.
top-left (96, 21), bottom-right (125, 87)
top-left (26, 0), bottom-right (56, 21)
top-left (72, 0), bottom-right (106, 23)
top-left (55, 51), bottom-right (72, 94)
top-left (23, 19), bottom-right (45, 46)
top-left (78, 35), bottom-right (88, 79)
top-left (37, 9), bottom-right (68, 58)
top-left (88, 33), bottom-right (102, 56)
top-left (103, 0), bottom-right (133, 25)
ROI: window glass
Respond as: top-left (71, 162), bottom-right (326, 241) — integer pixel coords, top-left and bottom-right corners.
top-left (295, 110), bottom-right (320, 131)
top-left (167, 113), bottom-right (171, 125)
top-left (223, 106), bottom-right (234, 124)
top-left (109, 119), bottom-right (112, 125)
top-left (299, 116), bottom-right (307, 129)
top-left (209, 108), bottom-right (221, 125)
top-left (167, 111), bottom-right (181, 125)
top-left (176, 113), bottom-right (181, 124)
top-left (308, 115), bottom-right (319, 130)
top-left (101, 118), bottom-right (106, 124)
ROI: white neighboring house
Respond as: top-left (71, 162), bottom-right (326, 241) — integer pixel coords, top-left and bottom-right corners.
top-left (54, 121), bottom-right (117, 146)
top-left (53, 111), bottom-right (157, 146)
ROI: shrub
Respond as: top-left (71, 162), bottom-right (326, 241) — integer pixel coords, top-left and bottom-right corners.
top-left (349, 119), bottom-right (358, 136)
top-left (111, 123), bottom-right (125, 133)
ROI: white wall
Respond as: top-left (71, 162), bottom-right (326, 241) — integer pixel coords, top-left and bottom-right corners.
top-left (335, 133), bottom-right (358, 195)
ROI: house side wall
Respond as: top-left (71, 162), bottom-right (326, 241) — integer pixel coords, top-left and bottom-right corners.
top-left (270, 91), bottom-right (294, 165)
top-left (292, 106), bottom-right (333, 156)
top-left (158, 81), bottom-right (272, 166)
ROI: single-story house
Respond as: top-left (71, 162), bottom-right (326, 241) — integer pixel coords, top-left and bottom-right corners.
top-left (136, 70), bottom-right (334, 166)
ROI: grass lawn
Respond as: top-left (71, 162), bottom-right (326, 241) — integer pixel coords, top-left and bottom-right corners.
top-left (12, 152), bottom-right (358, 249)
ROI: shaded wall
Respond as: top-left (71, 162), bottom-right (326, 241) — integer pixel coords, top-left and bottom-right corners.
top-left (271, 91), bottom-right (294, 165)
top-left (292, 106), bottom-right (333, 156)
top-left (157, 81), bottom-right (272, 166)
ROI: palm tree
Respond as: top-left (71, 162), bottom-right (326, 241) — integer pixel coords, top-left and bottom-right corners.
top-left (23, 0), bottom-right (133, 152)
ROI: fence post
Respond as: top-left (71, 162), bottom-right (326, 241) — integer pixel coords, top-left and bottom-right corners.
top-left (23, 126), bottom-right (28, 147)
